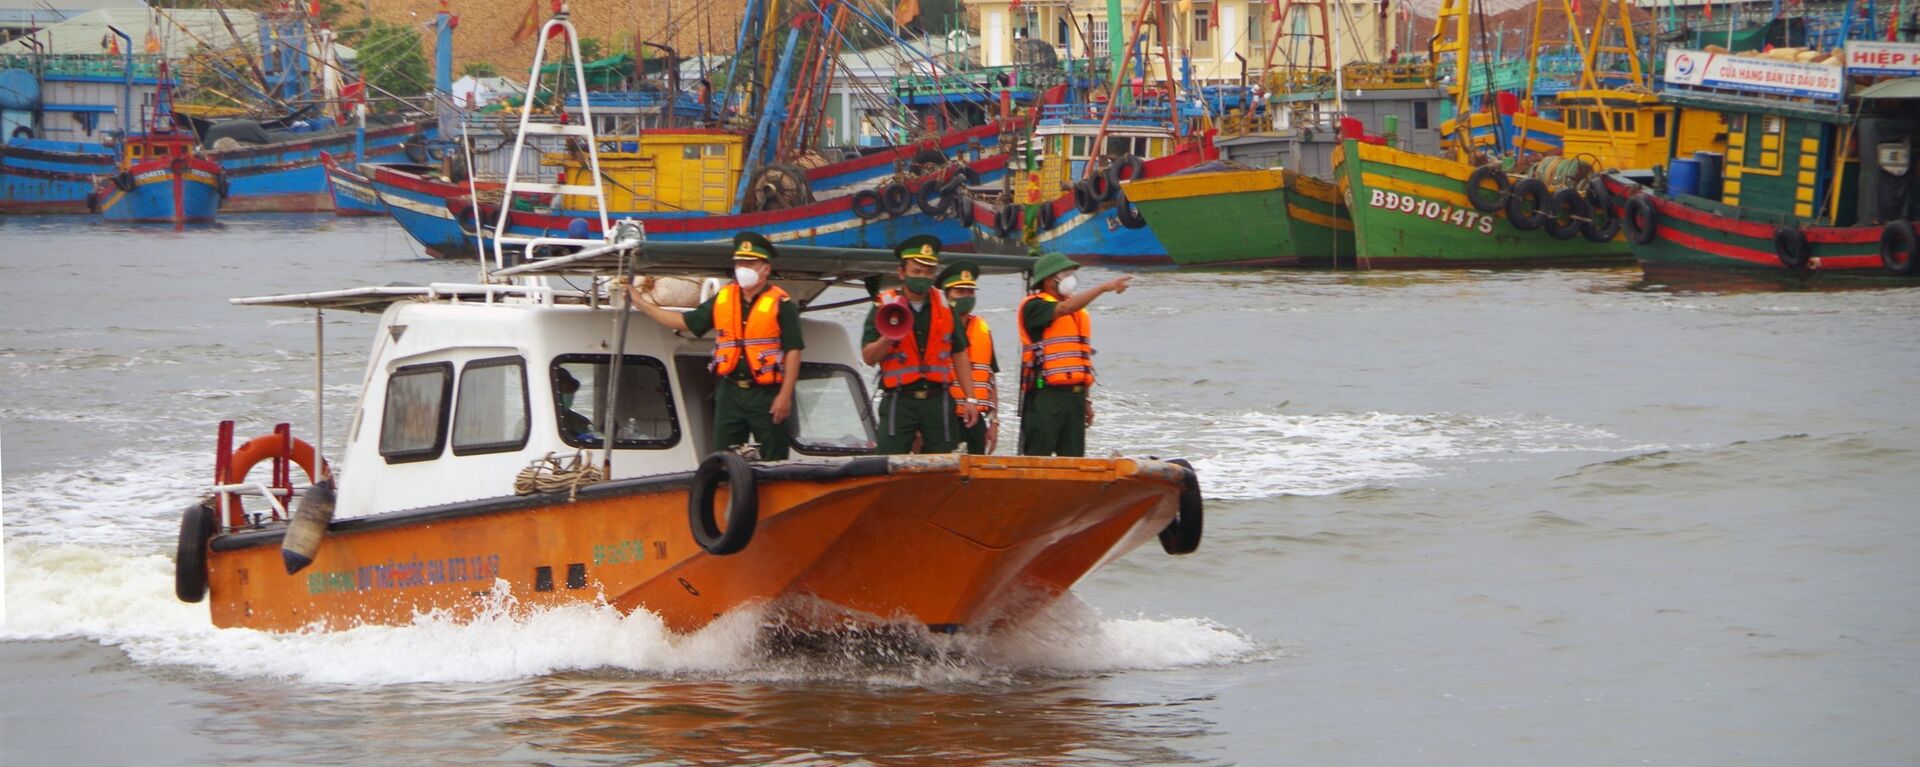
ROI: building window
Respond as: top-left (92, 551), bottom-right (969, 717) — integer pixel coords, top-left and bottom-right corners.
top-left (1090, 20), bottom-right (1108, 60)
top-left (1057, 17), bottom-right (1070, 48)
top-left (452, 356), bottom-right (529, 455)
top-left (551, 354), bottom-right (680, 449)
top-left (380, 362), bottom-right (453, 463)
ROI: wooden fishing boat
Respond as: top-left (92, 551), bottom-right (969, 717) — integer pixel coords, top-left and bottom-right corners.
top-left (1122, 164), bottom-right (1352, 268)
top-left (1615, 46), bottom-right (1920, 282)
top-left (91, 71), bottom-right (223, 226)
top-left (318, 152), bottom-right (383, 217)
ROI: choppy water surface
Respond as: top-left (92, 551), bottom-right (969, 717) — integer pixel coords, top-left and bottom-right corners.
top-left (4, 215), bottom-right (1918, 765)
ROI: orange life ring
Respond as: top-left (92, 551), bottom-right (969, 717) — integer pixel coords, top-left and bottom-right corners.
top-left (223, 434), bottom-right (327, 515)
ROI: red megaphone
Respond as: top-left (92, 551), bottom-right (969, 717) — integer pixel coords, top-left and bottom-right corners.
top-left (874, 297), bottom-right (912, 340)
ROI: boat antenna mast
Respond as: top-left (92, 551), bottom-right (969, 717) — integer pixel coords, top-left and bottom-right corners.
top-left (489, 3), bottom-right (613, 275)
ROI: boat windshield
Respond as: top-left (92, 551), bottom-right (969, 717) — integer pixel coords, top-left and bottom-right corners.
top-left (790, 363), bottom-right (878, 455)
top-left (551, 354), bottom-right (680, 449)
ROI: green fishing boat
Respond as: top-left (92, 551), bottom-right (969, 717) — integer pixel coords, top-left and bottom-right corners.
top-left (1123, 165), bottom-right (1354, 267)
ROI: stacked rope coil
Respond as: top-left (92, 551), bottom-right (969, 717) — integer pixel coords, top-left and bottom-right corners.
top-left (514, 451), bottom-right (605, 501)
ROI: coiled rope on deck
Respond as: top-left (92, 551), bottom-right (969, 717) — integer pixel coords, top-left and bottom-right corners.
top-left (513, 451), bottom-right (605, 501)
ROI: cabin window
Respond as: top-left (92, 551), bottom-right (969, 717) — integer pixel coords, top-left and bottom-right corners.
top-left (683, 146), bottom-right (700, 159)
top-left (452, 356), bottom-right (530, 455)
top-left (705, 145), bottom-right (726, 156)
top-left (379, 362), bottom-right (454, 463)
top-left (1652, 112), bottom-right (1667, 138)
top-left (1070, 136), bottom-right (1088, 157)
top-left (551, 354), bottom-right (680, 449)
top-left (1106, 136), bottom-right (1149, 157)
top-left (130, 145), bottom-right (144, 157)
top-left (1413, 101), bottom-right (1430, 130)
top-left (790, 363), bottom-right (878, 455)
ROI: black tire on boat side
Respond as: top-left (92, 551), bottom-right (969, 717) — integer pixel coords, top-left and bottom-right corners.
top-left (175, 502), bottom-right (217, 603)
top-left (1581, 198), bottom-right (1622, 243)
top-left (1623, 194), bottom-right (1659, 245)
top-left (1583, 175), bottom-right (1612, 211)
top-left (851, 189), bottom-right (883, 220)
top-left (1773, 226), bottom-right (1810, 270)
top-left (114, 171), bottom-right (134, 192)
top-left (1034, 200), bottom-right (1056, 231)
top-left (1465, 164), bottom-right (1510, 213)
top-left (1073, 180), bottom-right (1099, 213)
top-left (403, 134), bottom-right (430, 164)
top-left (1543, 188), bottom-right (1589, 241)
top-left (689, 452), bottom-right (759, 556)
top-left (1506, 178), bottom-right (1550, 231)
top-left (916, 179), bottom-right (947, 216)
top-left (1115, 196), bottom-right (1148, 229)
top-left (993, 204), bottom-right (1019, 238)
top-left (1159, 459), bottom-right (1204, 556)
top-left (1105, 154), bottom-right (1147, 189)
top-left (880, 183), bottom-right (913, 216)
top-left (1880, 221), bottom-right (1918, 275)
top-left (951, 166), bottom-right (982, 188)
top-left (1089, 171), bottom-right (1118, 203)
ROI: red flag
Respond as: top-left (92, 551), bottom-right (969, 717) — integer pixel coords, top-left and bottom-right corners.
top-left (895, 0), bottom-right (922, 26)
top-left (1571, 0), bottom-right (1581, 19)
top-left (1010, 0), bottom-right (1021, 11)
top-left (511, 0), bottom-right (541, 43)
top-left (342, 77), bottom-right (366, 109)
top-left (1704, 0), bottom-right (1712, 21)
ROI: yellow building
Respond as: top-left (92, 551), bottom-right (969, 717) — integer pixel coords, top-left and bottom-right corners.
top-left (968, 0), bottom-right (1397, 83)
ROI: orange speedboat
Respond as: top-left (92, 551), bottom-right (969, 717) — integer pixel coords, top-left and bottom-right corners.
top-left (176, 239), bottom-right (1203, 635)
top-left (173, 15), bottom-right (1202, 636)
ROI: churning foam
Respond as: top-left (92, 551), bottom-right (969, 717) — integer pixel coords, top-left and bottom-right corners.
top-left (0, 542), bottom-right (1260, 686)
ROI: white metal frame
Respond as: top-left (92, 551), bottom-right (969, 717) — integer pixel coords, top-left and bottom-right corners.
top-left (490, 7), bottom-right (613, 274)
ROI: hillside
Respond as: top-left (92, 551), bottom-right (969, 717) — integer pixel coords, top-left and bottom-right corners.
top-left (368, 0), bottom-right (751, 76)
top-left (1403, 0), bottom-right (1658, 59)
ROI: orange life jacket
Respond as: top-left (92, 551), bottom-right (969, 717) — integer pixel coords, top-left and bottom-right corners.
top-left (711, 284), bottom-right (790, 386)
top-left (949, 314), bottom-right (995, 412)
top-left (1017, 293), bottom-right (1093, 388)
top-left (877, 289), bottom-right (955, 389)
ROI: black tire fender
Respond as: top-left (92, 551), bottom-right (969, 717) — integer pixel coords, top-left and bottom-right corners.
top-left (1624, 194), bottom-right (1659, 245)
top-left (1881, 220), bottom-right (1918, 275)
top-left (1115, 196), bottom-right (1148, 229)
top-left (1506, 178), bottom-right (1550, 231)
top-left (951, 165), bottom-right (981, 188)
top-left (1159, 459), bottom-right (1204, 556)
top-left (1073, 180), bottom-right (1099, 214)
top-left (85, 191), bottom-right (100, 212)
top-left (689, 452), bottom-right (759, 556)
top-left (993, 204), bottom-right (1019, 238)
top-left (1089, 171), bottom-right (1118, 203)
top-left (1583, 175), bottom-right (1612, 212)
top-left (1104, 153), bottom-right (1147, 189)
top-left (916, 179), bottom-right (947, 216)
top-left (1034, 200), bottom-right (1057, 231)
top-left (1773, 226), bottom-right (1809, 270)
top-left (851, 189), bottom-right (883, 220)
top-left (1543, 188), bottom-right (1589, 241)
top-left (175, 502), bottom-right (217, 603)
top-left (880, 183), bottom-right (913, 216)
top-left (114, 170), bottom-right (134, 192)
top-left (1466, 164), bottom-right (1510, 212)
top-left (403, 134), bottom-right (430, 163)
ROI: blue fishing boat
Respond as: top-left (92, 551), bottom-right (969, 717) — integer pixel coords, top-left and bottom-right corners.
top-left (92, 128), bottom-right (222, 225)
top-left (319, 151), bottom-right (384, 217)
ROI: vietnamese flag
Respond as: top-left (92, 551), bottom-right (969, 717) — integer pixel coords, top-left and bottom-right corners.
top-left (511, 0), bottom-right (541, 43)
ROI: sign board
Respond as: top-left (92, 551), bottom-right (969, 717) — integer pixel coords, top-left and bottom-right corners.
top-left (1663, 48), bottom-right (1846, 100)
top-left (1845, 41), bottom-right (1920, 77)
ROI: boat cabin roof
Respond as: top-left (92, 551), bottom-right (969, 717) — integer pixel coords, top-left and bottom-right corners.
top-left (233, 243), bottom-right (1040, 313)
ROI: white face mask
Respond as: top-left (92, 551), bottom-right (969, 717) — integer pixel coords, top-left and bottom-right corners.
top-left (1055, 274), bottom-right (1079, 297)
top-left (734, 266), bottom-right (762, 289)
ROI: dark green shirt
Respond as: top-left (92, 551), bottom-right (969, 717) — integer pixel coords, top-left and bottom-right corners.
top-left (682, 288), bottom-right (805, 380)
top-left (860, 298), bottom-right (970, 354)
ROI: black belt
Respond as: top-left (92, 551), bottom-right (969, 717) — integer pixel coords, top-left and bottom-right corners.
top-left (1039, 384), bottom-right (1086, 393)
top-left (728, 378), bottom-right (773, 389)
top-left (885, 387), bottom-right (941, 400)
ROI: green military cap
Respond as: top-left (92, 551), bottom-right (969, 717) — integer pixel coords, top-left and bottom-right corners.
top-left (894, 234), bottom-right (942, 265)
top-left (1028, 251), bottom-right (1078, 287)
top-left (732, 231), bottom-right (777, 261)
top-left (937, 260), bottom-right (981, 290)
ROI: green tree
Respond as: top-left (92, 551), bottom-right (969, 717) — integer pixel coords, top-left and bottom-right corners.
top-left (461, 61), bottom-right (499, 78)
top-left (353, 21), bottom-right (430, 107)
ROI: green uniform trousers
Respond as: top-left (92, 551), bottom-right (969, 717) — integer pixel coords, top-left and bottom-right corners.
top-left (954, 416), bottom-right (989, 454)
top-left (1018, 387), bottom-right (1087, 457)
top-left (715, 381), bottom-right (791, 460)
top-left (876, 386), bottom-right (960, 454)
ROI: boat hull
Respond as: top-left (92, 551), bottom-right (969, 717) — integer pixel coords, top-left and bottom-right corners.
top-left (320, 154), bottom-right (386, 217)
top-left (967, 147), bottom-right (1214, 264)
top-left (1334, 140), bottom-right (1631, 267)
top-left (201, 455), bottom-right (1185, 633)
top-left (0, 140), bottom-right (116, 213)
top-left (806, 124), bottom-right (1004, 195)
top-left (96, 158), bottom-right (222, 223)
top-left (204, 121), bottom-right (426, 213)
top-left (1622, 180), bottom-right (1917, 281)
top-left (1124, 167), bottom-right (1355, 267)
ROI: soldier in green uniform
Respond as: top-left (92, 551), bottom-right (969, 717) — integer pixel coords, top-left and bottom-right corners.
top-left (939, 260), bottom-right (1000, 454)
top-left (1017, 252), bottom-right (1130, 457)
top-left (859, 235), bottom-right (980, 454)
top-left (628, 232), bottom-right (803, 460)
